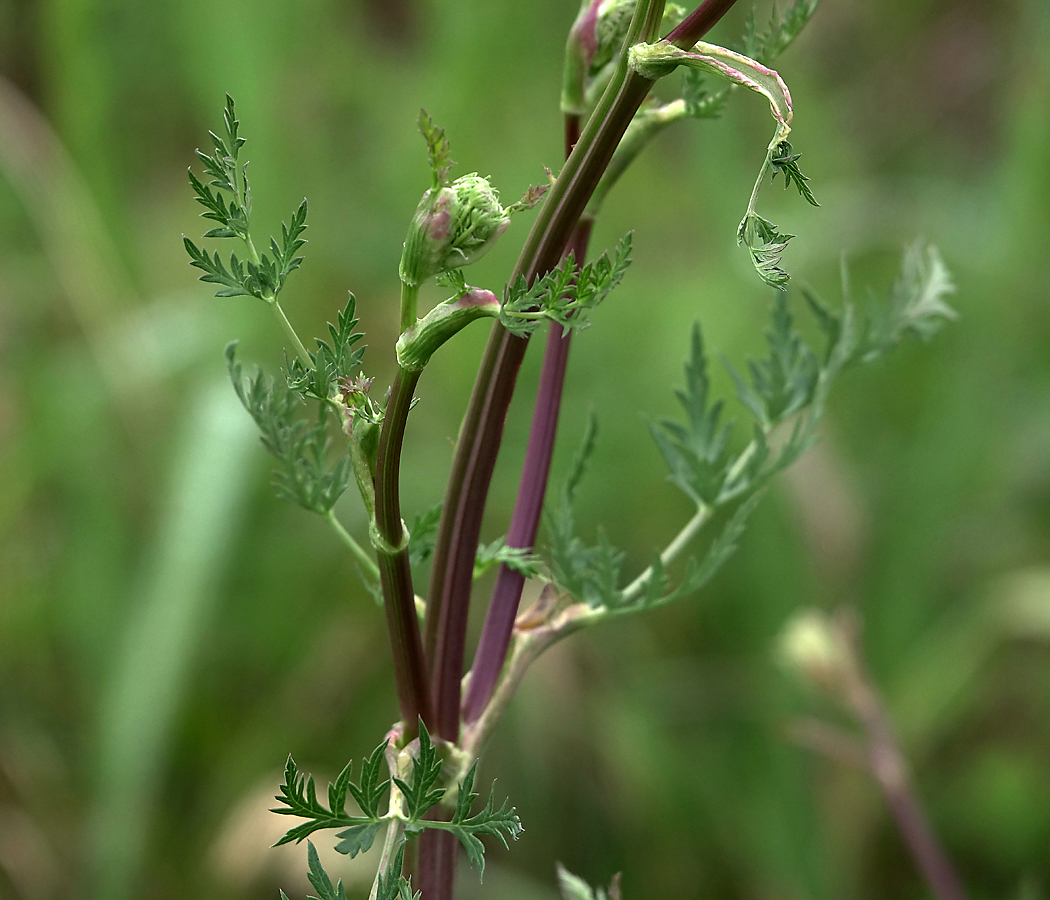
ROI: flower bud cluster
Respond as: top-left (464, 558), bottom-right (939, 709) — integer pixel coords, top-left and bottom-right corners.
top-left (399, 174), bottom-right (510, 289)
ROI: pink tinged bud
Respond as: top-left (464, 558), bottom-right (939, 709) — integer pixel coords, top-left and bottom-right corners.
top-left (573, 0), bottom-right (602, 69)
top-left (591, 0), bottom-right (638, 73)
top-left (399, 175), bottom-right (508, 288)
top-left (426, 195), bottom-right (452, 242)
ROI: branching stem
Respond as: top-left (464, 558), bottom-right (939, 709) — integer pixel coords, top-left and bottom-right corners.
top-left (324, 509), bottom-right (380, 585)
top-left (270, 298), bottom-right (313, 367)
top-left (621, 503), bottom-right (711, 604)
top-left (369, 818), bottom-right (406, 900)
top-left (425, 0), bottom-right (676, 744)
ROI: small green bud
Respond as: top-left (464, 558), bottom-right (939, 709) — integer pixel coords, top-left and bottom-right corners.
top-left (777, 609), bottom-right (852, 694)
top-left (399, 174), bottom-right (510, 288)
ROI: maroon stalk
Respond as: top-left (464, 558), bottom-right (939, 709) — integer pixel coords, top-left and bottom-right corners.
top-left (664, 0), bottom-right (740, 46)
top-left (461, 114), bottom-right (593, 723)
top-left (374, 366), bottom-right (432, 730)
top-left (414, 832), bottom-right (457, 900)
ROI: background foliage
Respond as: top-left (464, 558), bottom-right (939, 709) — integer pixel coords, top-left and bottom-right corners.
top-left (1, 0), bottom-right (1049, 898)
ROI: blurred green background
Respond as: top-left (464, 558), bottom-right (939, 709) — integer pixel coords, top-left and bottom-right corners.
top-left (2, 0), bottom-right (1049, 898)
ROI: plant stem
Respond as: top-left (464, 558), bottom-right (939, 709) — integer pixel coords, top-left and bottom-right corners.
top-left (418, 5), bottom-right (740, 896)
top-left (462, 215), bottom-right (593, 725)
top-left (368, 818), bottom-right (406, 900)
top-left (462, 629), bottom-right (547, 759)
top-left (464, 601), bottom-right (595, 758)
top-left (242, 229), bottom-right (314, 368)
top-left (414, 831), bottom-right (457, 900)
top-left (345, 421), bottom-right (377, 520)
top-left (401, 281), bottom-right (419, 334)
top-left (844, 654), bottom-right (968, 900)
top-left (424, 0), bottom-right (672, 745)
top-left (374, 365), bottom-right (431, 731)
top-left (665, 0), bottom-right (740, 47)
top-left (620, 503), bottom-right (710, 604)
top-left (271, 298), bottom-right (313, 368)
top-left (325, 509), bottom-right (381, 584)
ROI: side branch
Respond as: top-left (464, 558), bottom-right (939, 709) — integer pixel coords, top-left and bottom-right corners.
top-left (374, 366), bottom-right (431, 730)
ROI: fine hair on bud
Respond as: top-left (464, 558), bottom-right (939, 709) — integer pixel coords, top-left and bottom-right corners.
top-left (399, 173), bottom-right (510, 289)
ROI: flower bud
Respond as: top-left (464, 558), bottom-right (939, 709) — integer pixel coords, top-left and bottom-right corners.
top-left (777, 609), bottom-right (852, 694)
top-left (562, 1), bottom-right (687, 114)
top-left (399, 174), bottom-right (510, 288)
top-left (591, 0), bottom-right (637, 72)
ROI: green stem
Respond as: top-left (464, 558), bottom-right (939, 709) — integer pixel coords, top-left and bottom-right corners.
top-left (620, 504), bottom-right (710, 604)
top-left (369, 818), bottom-right (406, 900)
top-left (270, 298), bottom-right (313, 367)
top-left (243, 232), bottom-right (261, 265)
top-left (400, 281), bottom-right (419, 335)
top-left (743, 148), bottom-right (774, 222)
top-left (463, 601), bottom-right (595, 758)
top-left (241, 231), bottom-right (313, 367)
top-left (462, 630), bottom-right (546, 759)
top-left (324, 509), bottom-right (380, 585)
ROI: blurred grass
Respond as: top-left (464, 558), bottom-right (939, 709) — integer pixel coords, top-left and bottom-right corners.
top-left (1, 0), bottom-right (1049, 899)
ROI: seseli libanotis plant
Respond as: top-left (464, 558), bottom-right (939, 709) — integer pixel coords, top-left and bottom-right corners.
top-left (183, 0), bottom-right (958, 898)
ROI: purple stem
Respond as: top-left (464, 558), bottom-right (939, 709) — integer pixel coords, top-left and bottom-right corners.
top-left (664, 0), bottom-right (740, 46)
top-left (857, 683), bottom-right (968, 900)
top-left (462, 217), bottom-right (593, 724)
top-left (414, 832), bottom-right (456, 900)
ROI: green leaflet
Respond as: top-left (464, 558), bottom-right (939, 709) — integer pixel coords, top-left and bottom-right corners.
top-left (226, 344), bottom-right (352, 515)
top-left (271, 748), bottom-right (389, 847)
top-left (185, 96), bottom-right (309, 303)
top-left (473, 537), bottom-right (543, 580)
top-left (743, 0), bottom-right (820, 65)
top-left (417, 109), bottom-right (454, 190)
top-left (500, 233), bottom-right (633, 337)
